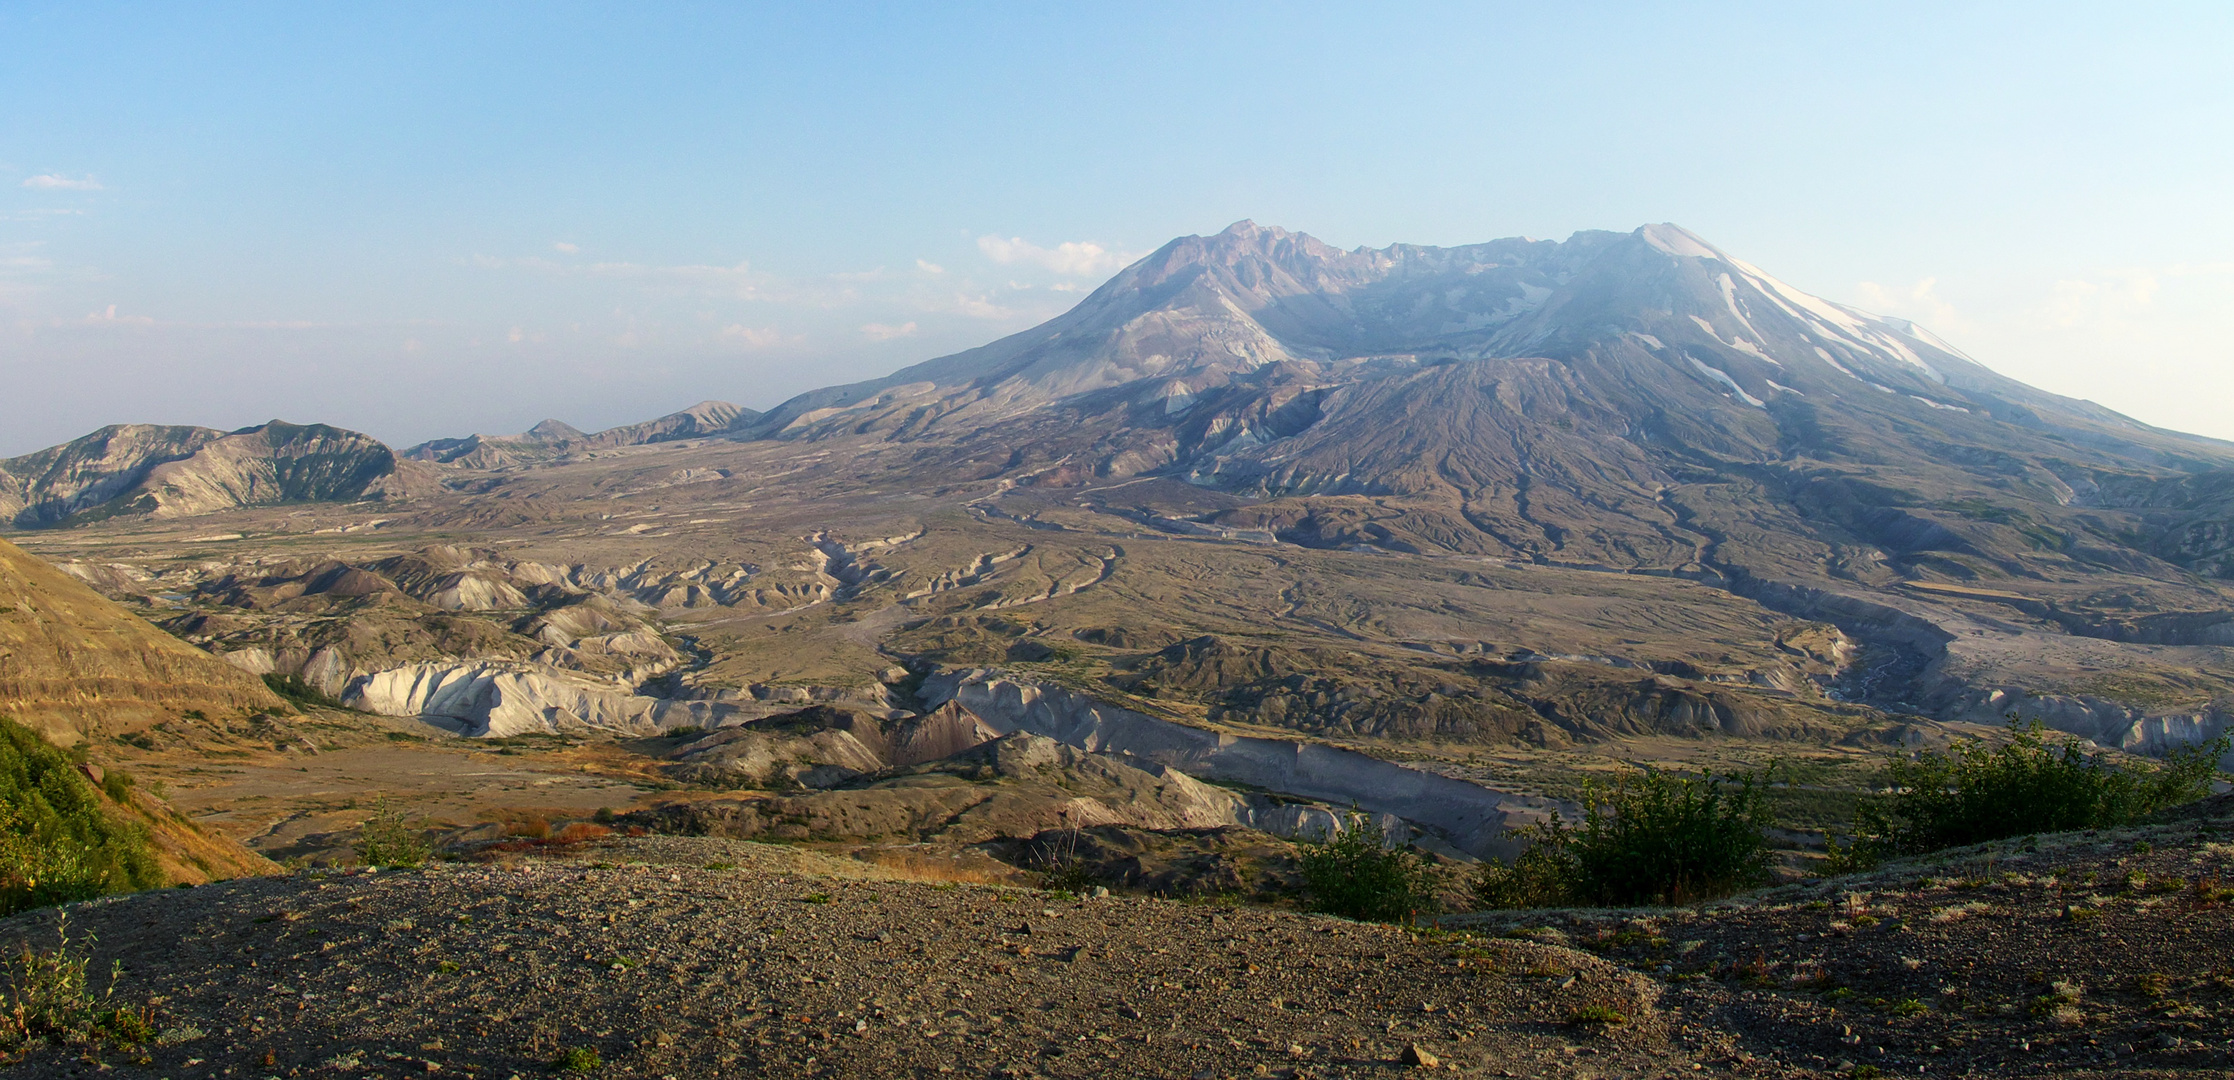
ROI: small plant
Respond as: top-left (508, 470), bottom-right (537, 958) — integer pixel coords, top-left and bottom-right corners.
top-left (1475, 769), bottom-right (1774, 908)
top-left (1297, 811), bottom-right (1439, 924)
top-left (0, 917), bottom-right (156, 1050)
top-left (592, 806), bottom-right (617, 825)
top-left (1567, 1003), bottom-right (1628, 1025)
top-left (2029, 979), bottom-right (2083, 1017)
top-left (1028, 813), bottom-right (1098, 892)
top-left (434, 960), bottom-right (460, 974)
top-left (1850, 1066), bottom-right (1882, 1079)
top-left (1883, 997), bottom-right (1928, 1017)
top-left (803, 892), bottom-right (832, 904)
top-left (553, 1045), bottom-right (602, 1072)
top-left (352, 798), bottom-right (431, 868)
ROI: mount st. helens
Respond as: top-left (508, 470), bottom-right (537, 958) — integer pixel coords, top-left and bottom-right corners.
top-left (9, 223), bottom-right (2234, 847)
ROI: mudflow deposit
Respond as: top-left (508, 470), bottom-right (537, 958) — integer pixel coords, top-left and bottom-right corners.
top-left (6, 221), bottom-right (2234, 1076)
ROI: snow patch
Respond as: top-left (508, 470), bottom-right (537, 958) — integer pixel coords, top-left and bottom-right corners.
top-left (1812, 346), bottom-right (1859, 379)
top-left (1688, 356), bottom-right (1766, 408)
top-left (1909, 395), bottom-right (1971, 413)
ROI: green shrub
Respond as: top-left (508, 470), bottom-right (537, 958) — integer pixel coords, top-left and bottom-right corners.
top-left (0, 718), bottom-right (164, 916)
top-left (1297, 811), bottom-right (1438, 923)
top-left (352, 798), bottom-right (431, 868)
top-left (1475, 769), bottom-right (1773, 909)
top-left (1831, 721), bottom-right (2228, 869)
top-left (261, 673), bottom-right (346, 711)
top-left (99, 770), bottom-right (134, 803)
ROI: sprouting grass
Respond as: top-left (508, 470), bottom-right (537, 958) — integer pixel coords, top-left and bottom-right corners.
top-left (553, 1045), bottom-right (602, 1072)
top-left (1567, 1004), bottom-right (1628, 1025)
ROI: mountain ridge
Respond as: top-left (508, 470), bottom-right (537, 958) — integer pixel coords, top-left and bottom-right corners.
top-left (0, 420), bottom-right (432, 529)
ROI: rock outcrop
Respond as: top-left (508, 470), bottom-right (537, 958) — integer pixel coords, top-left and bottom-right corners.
top-left (636, 730), bottom-right (1364, 847)
top-left (342, 660), bottom-right (737, 738)
top-left (921, 668), bottom-right (1559, 857)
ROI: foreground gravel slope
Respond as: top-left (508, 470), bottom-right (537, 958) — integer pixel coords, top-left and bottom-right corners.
top-left (4, 831), bottom-right (2226, 1079)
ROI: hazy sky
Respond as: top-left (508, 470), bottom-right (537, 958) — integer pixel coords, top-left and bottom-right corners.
top-left (4, 3), bottom-right (2231, 455)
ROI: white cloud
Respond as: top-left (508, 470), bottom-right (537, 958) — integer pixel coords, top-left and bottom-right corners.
top-left (81, 304), bottom-right (152, 326)
top-left (720, 324), bottom-right (784, 348)
top-left (552, 241), bottom-right (580, 254)
top-left (916, 259), bottom-right (945, 275)
top-left (1855, 277), bottom-right (1964, 334)
top-left (21, 174), bottom-right (103, 191)
top-left (977, 234), bottom-right (1131, 277)
top-left (946, 293), bottom-right (1016, 320)
top-left (860, 321), bottom-right (918, 341)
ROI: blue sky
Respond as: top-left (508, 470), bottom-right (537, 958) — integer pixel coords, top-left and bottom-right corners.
top-left (4, 2), bottom-right (2231, 453)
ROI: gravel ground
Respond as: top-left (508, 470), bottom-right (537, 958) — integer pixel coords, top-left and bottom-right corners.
top-left (1453, 806), bottom-right (2234, 1078)
top-left (4, 827), bottom-right (2228, 1079)
top-left (3, 837), bottom-right (1701, 1079)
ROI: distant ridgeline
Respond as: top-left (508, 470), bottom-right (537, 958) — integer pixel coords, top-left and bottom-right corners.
top-left (0, 421), bottom-right (427, 529)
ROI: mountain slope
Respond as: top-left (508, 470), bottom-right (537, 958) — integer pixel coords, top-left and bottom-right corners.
top-left (741, 221), bottom-right (2234, 581)
top-left (0, 537), bottom-right (282, 742)
top-left (0, 421), bottom-right (429, 528)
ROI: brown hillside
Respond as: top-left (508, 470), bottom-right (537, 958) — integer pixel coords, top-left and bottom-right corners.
top-left (0, 536), bottom-right (281, 745)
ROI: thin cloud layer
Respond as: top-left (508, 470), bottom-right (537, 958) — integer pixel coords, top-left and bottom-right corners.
top-left (20, 174), bottom-right (103, 191)
top-left (860, 321), bottom-right (918, 340)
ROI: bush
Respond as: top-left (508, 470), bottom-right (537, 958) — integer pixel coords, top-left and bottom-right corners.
top-left (1475, 769), bottom-right (1774, 909)
top-left (261, 673), bottom-right (348, 711)
top-left (1297, 811), bottom-right (1438, 923)
top-left (353, 798), bottom-right (432, 868)
top-left (1831, 721), bottom-right (2229, 869)
top-left (0, 718), bottom-right (164, 917)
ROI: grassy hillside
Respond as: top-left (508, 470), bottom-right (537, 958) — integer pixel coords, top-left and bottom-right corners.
top-left (0, 716), bottom-right (163, 916)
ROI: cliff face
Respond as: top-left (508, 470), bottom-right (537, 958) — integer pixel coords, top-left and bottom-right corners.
top-left (0, 537), bottom-right (282, 743)
top-left (0, 420), bottom-right (430, 528)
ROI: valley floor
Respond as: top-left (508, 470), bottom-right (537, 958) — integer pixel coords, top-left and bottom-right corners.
top-left (7, 813), bottom-right (2234, 1080)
